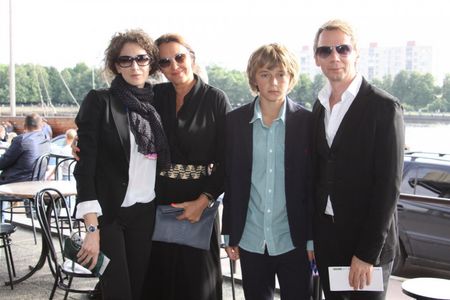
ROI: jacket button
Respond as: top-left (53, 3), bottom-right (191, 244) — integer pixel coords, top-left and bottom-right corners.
top-left (122, 182), bottom-right (127, 186)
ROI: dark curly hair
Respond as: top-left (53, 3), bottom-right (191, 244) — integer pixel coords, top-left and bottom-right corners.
top-left (104, 29), bottom-right (159, 76)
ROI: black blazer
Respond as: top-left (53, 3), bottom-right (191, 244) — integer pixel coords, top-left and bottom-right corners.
top-left (312, 78), bottom-right (405, 265)
top-left (74, 89), bottom-right (131, 224)
top-left (222, 97), bottom-right (313, 248)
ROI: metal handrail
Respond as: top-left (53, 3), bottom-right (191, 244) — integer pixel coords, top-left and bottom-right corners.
top-left (400, 193), bottom-right (450, 206)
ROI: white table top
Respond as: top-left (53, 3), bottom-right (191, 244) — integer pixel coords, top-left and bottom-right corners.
top-left (0, 180), bottom-right (76, 198)
top-left (402, 277), bottom-right (450, 300)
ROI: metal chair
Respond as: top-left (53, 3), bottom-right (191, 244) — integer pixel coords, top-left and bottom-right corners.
top-left (0, 223), bottom-right (17, 289)
top-left (47, 155), bottom-right (76, 181)
top-left (35, 187), bottom-right (99, 300)
top-left (0, 152), bottom-right (51, 244)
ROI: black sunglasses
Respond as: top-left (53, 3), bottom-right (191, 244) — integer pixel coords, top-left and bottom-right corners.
top-left (158, 53), bottom-right (187, 69)
top-left (116, 54), bottom-right (151, 68)
top-left (315, 44), bottom-right (353, 59)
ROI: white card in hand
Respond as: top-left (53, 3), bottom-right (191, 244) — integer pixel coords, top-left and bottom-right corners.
top-left (328, 266), bottom-right (384, 291)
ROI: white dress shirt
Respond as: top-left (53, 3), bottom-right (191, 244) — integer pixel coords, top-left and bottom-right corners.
top-left (76, 131), bottom-right (157, 219)
top-left (317, 73), bottom-right (363, 215)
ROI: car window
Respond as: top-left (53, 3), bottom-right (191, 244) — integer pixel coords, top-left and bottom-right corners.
top-left (402, 166), bottom-right (450, 198)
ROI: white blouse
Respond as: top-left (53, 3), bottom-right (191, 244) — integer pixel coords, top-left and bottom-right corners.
top-left (75, 131), bottom-right (157, 219)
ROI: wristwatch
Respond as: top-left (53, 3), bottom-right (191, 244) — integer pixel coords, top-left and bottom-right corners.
top-left (86, 224), bottom-right (99, 233)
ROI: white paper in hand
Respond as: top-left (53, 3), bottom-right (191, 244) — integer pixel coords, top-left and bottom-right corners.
top-left (328, 266), bottom-right (384, 291)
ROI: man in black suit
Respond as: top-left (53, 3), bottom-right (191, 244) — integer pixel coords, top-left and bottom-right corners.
top-left (312, 20), bottom-right (404, 299)
top-left (222, 44), bottom-right (313, 300)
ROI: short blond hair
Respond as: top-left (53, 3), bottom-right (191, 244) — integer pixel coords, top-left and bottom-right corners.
top-left (246, 44), bottom-right (299, 95)
top-left (65, 129), bottom-right (77, 141)
top-left (313, 19), bottom-right (358, 54)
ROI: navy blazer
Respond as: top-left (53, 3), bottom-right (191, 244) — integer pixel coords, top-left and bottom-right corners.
top-left (222, 97), bottom-right (313, 248)
top-left (0, 131), bottom-right (50, 184)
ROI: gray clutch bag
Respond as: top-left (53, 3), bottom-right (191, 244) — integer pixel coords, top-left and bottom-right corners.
top-left (152, 200), bottom-right (220, 250)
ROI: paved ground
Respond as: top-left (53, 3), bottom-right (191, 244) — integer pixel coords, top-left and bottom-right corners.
top-left (2, 223), bottom-right (448, 299)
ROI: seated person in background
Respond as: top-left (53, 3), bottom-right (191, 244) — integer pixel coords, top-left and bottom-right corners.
top-left (0, 125), bottom-right (8, 146)
top-left (47, 128), bottom-right (77, 180)
top-left (0, 113), bottom-right (51, 221)
top-left (5, 132), bottom-right (17, 146)
top-left (2, 121), bottom-right (15, 134)
top-left (0, 113), bottom-right (51, 184)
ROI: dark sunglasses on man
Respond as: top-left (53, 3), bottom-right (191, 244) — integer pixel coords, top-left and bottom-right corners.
top-left (158, 53), bottom-right (187, 69)
top-left (116, 54), bottom-right (151, 68)
top-left (315, 44), bottom-right (353, 59)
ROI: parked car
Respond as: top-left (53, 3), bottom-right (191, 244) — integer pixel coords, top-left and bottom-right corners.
top-left (393, 152), bottom-right (450, 274)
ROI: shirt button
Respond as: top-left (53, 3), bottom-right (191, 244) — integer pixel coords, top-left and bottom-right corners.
top-left (269, 149), bottom-right (273, 153)
top-left (268, 189), bottom-right (272, 193)
top-left (269, 169), bottom-right (273, 173)
top-left (267, 209), bottom-right (271, 213)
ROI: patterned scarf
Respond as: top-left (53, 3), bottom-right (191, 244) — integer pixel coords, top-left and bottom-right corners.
top-left (110, 75), bottom-right (170, 168)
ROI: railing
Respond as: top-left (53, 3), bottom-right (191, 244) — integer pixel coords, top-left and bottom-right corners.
top-left (400, 193), bottom-right (450, 206)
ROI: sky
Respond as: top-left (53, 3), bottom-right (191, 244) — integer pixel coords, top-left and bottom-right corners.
top-left (0, 0), bottom-right (449, 82)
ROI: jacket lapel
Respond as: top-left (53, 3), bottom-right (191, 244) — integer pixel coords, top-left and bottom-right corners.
top-left (110, 94), bottom-right (131, 162)
top-left (330, 78), bottom-right (371, 151)
top-left (242, 99), bottom-right (256, 163)
top-left (285, 98), bottom-right (298, 162)
top-left (312, 100), bottom-right (329, 151)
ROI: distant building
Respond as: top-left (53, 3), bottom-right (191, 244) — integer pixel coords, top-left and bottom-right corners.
top-left (299, 41), bottom-right (432, 81)
top-left (359, 41), bottom-right (432, 80)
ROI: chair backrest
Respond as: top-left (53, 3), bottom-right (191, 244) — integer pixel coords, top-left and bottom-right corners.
top-left (53, 157), bottom-right (77, 181)
top-left (31, 153), bottom-right (52, 181)
top-left (35, 188), bottom-right (75, 281)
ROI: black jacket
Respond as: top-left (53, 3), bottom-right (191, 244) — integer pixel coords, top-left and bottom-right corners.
top-left (312, 78), bottom-right (405, 265)
top-left (74, 89), bottom-right (131, 223)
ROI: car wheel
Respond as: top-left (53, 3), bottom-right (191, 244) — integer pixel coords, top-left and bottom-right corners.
top-left (392, 240), bottom-right (406, 275)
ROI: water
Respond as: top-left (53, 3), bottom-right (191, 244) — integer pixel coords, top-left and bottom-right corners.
top-left (405, 123), bottom-right (450, 154)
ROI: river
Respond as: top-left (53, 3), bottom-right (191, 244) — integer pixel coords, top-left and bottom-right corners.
top-left (405, 123), bottom-right (450, 154)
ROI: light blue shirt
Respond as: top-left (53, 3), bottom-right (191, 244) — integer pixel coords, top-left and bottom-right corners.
top-left (237, 98), bottom-right (295, 256)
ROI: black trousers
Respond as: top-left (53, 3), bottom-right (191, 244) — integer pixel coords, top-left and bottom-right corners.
top-left (99, 201), bottom-right (155, 300)
top-left (239, 247), bottom-right (311, 300)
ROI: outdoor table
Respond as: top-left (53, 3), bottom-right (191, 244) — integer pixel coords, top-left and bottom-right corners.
top-left (0, 180), bottom-right (76, 286)
top-left (402, 277), bottom-right (450, 300)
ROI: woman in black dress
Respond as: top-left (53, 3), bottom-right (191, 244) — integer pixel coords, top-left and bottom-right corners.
top-left (146, 33), bottom-right (231, 300)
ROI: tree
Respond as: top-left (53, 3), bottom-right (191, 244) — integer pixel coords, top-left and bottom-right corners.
top-left (408, 72), bottom-right (435, 108)
top-left (391, 71), bottom-right (437, 110)
top-left (290, 74), bottom-right (313, 107)
top-left (206, 65), bottom-right (251, 108)
top-left (371, 74), bottom-right (393, 94)
top-left (0, 65), bottom-right (9, 103)
top-left (46, 66), bottom-right (70, 105)
top-left (425, 97), bottom-right (450, 112)
top-left (443, 74), bottom-right (450, 103)
top-left (391, 70), bottom-right (411, 105)
top-left (15, 64), bottom-right (41, 104)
